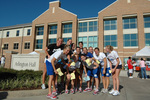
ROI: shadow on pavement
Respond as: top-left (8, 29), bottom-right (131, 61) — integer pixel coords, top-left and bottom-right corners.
top-left (0, 92), bottom-right (8, 100)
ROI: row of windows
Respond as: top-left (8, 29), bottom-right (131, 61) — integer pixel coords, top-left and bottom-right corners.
top-left (6, 29), bottom-right (31, 37)
top-left (104, 16), bottom-right (150, 30)
top-left (3, 42), bottom-right (30, 50)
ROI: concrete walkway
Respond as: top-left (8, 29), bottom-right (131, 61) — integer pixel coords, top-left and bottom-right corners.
top-left (0, 76), bottom-right (150, 100)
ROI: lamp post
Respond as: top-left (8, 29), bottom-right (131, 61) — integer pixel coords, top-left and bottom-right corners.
top-left (1, 44), bottom-right (4, 56)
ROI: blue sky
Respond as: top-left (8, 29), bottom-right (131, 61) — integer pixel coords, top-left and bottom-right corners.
top-left (0, 0), bottom-right (116, 27)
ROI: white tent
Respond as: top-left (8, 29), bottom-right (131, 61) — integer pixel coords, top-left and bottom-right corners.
top-left (132, 46), bottom-right (150, 58)
top-left (29, 51), bottom-right (39, 55)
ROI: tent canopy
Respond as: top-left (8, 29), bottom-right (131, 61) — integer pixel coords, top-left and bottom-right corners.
top-left (29, 51), bottom-right (39, 55)
top-left (132, 46), bottom-right (150, 58)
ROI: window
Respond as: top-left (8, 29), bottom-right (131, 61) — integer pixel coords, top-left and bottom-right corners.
top-left (27, 29), bottom-right (31, 35)
top-left (62, 23), bottom-right (72, 33)
top-left (104, 19), bottom-right (117, 30)
top-left (123, 34), bottom-right (138, 47)
top-left (63, 37), bottom-right (72, 44)
top-left (49, 25), bottom-right (57, 34)
top-left (78, 22), bottom-right (87, 32)
top-left (6, 31), bottom-right (9, 37)
top-left (35, 39), bottom-right (43, 49)
top-left (16, 30), bottom-right (19, 36)
top-left (3, 44), bottom-right (8, 50)
top-left (145, 33), bottom-right (150, 46)
top-left (13, 43), bottom-right (19, 49)
top-left (36, 26), bottom-right (44, 35)
top-left (144, 16), bottom-right (150, 28)
top-left (48, 38), bottom-right (57, 45)
top-left (88, 36), bottom-right (98, 48)
top-left (78, 37), bottom-right (88, 47)
top-left (123, 17), bottom-right (137, 29)
top-left (89, 21), bottom-right (97, 31)
top-left (104, 35), bottom-right (117, 47)
top-left (24, 42), bottom-right (30, 49)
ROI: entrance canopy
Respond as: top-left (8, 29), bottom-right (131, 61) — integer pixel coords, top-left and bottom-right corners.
top-left (132, 46), bottom-right (150, 58)
top-left (29, 51), bottom-right (39, 55)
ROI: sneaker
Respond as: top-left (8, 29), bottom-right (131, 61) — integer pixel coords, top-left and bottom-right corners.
top-left (47, 94), bottom-right (57, 99)
top-left (52, 90), bottom-right (58, 96)
top-left (113, 90), bottom-right (120, 96)
top-left (41, 84), bottom-right (46, 89)
top-left (103, 89), bottom-right (108, 93)
top-left (65, 89), bottom-right (69, 94)
top-left (70, 89), bottom-right (75, 94)
top-left (142, 78), bottom-right (144, 79)
top-left (83, 88), bottom-right (89, 92)
top-left (88, 87), bottom-right (92, 92)
top-left (75, 88), bottom-right (78, 92)
top-left (101, 88), bottom-right (105, 93)
top-left (129, 76), bottom-right (133, 78)
top-left (109, 89), bottom-right (115, 95)
top-left (79, 88), bottom-right (82, 93)
top-left (93, 90), bottom-right (99, 95)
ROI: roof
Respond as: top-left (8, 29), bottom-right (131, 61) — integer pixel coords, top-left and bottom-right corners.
top-left (0, 23), bottom-right (32, 30)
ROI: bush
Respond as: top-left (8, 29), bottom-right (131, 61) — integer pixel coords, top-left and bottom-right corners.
top-left (0, 68), bottom-right (43, 90)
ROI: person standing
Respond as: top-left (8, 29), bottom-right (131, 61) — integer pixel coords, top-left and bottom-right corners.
top-left (41, 37), bottom-right (65, 89)
top-left (1, 55), bottom-right (5, 68)
top-left (106, 45), bottom-right (122, 96)
top-left (127, 57), bottom-right (133, 78)
top-left (139, 58), bottom-right (148, 79)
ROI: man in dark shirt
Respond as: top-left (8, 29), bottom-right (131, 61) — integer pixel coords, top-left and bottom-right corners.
top-left (42, 37), bottom-right (65, 89)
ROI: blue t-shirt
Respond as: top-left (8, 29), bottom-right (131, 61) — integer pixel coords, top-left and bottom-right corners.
top-left (85, 52), bottom-right (93, 58)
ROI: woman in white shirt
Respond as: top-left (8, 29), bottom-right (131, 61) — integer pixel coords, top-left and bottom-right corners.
top-left (46, 45), bottom-right (70, 99)
top-left (106, 45), bottom-right (122, 96)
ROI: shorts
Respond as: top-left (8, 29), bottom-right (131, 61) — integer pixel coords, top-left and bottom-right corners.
top-left (112, 65), bottom-right (122, 69)
top-left (46, 60), bottom-right (55, 75)
top-left (44, 58), bottom-right (48, 63)
top-left (87, 68), bottom-right (99, 78)
top-left (129, 69), bottom-right (133, 73)
top-left (101, 67), bottom-right (111, 77)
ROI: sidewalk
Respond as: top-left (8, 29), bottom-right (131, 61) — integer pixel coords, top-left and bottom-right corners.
top-left (0, 76), bottom-right (150, 100)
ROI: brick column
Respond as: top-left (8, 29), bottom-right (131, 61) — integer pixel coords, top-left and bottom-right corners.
top-left (57, 22), bottom-right (62, 38)
top-left (98, 14), bottom-right (104, 52)
top-left (137, 12), bottom-right (145, 50)
top-left (43, 24), bottom-right (48, 50)
top-left (72, 17), bottom-right (78, 45)
top-left (39, 50), bottom-right (46, 71)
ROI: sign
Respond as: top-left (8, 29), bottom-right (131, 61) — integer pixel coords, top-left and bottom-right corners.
top-left (11, 54), bottom-right (40, 71)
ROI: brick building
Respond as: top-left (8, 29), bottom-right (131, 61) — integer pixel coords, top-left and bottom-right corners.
top-left (0, 0), bottom-right (150, 69)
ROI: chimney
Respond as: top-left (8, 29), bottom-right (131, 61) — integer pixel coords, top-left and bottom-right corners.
top-left (49, 0), bottom-right (61, 9)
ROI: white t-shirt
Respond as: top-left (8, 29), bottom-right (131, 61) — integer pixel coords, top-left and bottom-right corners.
top-left (93, 52), bottom-right (110, 68)
top-left (48, 50), bottom-right (67, 65)
top-left (1, 57), bottom-right (5, 64)
top-left (107, 50), bottom-right (122, 66)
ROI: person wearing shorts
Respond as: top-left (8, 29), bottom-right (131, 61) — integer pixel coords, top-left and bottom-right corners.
top-left (46, 45), bottom-right (70, 99)
top-left (93, 47), bottom-right (111, 93)
top-left (106, 45), bottom-right (122, 96)
top-left (81, 54), bottom-right (99, 95)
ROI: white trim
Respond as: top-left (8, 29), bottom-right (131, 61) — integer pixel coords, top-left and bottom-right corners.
top-left (98, 0), bottom-right (118, 14)
top-left (124, 52), bottom-right (137, 53)
top-left (62, 33), bottom-right (72, 38)
top-left (123, 47), bottom-right (139, 49)
top-left (122, 14), bottom-right (137, 18)
top-left (62, 21), bottom-right (73, 24)
top-left (48, 34), bottom-right (57, 38)
top-left (49, 1), bottom-right (60, 4)
top-left (60, 8), bottom-right (77, 16)
top-left (144, 28), bottom-right (150, 33)
top-left (78, 32), bottom-right (98, 37)
top-left (24, 41), bottom-right (30, 43)
top-left (35, 49), bottom-right (43, 51)
top-left (32, 9), bottom-right (49, 22)
top-left (103, 16), bottom-right (117, 19)
top-left (48, 22), bottom-right (57, 25)
top-left (52, 7), bottom-right (55, 13)
top-left (78, 19), bottom-right (98, 22)
top-left (35, 24), bottom-right (44, 27)
top-left (143, 13), bottom-right (150, 16)
top-left (36, 35), bottom-right (43, 39)
top-left (13, 42), bottom-right (19, 44)
top-left (123, 29), bottom-right (138, 34)
top-left (127, 0), bottom-right (131, 3)
top-left (103, 47), bottom-right (118, 49)
top-left (104, 30), bottom-right (117, 35)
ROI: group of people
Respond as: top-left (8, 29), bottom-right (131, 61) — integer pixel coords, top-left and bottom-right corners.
top-left (127, 57), bottom-right (148, 79)
top-left (42, 37), bottom-right (122, 99)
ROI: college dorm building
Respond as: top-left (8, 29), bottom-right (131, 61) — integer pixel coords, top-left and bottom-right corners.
top-left (0, 0), bottom-right (150, 69)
